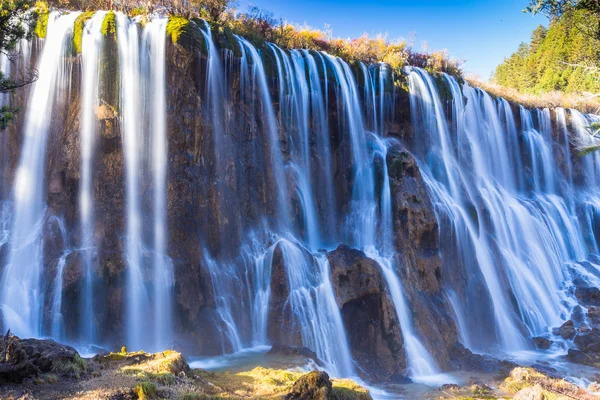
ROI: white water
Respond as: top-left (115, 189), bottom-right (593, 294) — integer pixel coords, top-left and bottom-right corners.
top-left (79, 10), bottom-right (106, 344)
top-left (144, 17), bottom-right (172, 353)
top-left (0, 11), bottom-right (79, 338)
top-left (406, 66), bottom-right (600, 356)
top-left (118, 14), bottom-right (171, 351)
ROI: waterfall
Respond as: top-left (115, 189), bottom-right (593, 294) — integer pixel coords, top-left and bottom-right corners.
top-left (50, 217), bottom-right (69, 341)
top-left (3, 9), bottom-right (600, 389)
top-left (277, 239), bottom-right (354, 377)
top-left (0, 11), bottom-right (79, 338)
top-left (79, 10), bottom-right (106, 344)
top-left (117, 13), bottom-right (171, 351)
top-left (406, 66), bottom-right (600, 354)
top-left (235, 36), bottom-right (290, 229)
top-left (117, 12), bottom-right (146, 350)
top-left (366, 136), bottom-right (441, 381)
top-left (146, 17), bottom-right (172, 352)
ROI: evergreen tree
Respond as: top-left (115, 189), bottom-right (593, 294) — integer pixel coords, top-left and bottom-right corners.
top-left (0, 0), bottom-right (37, 129)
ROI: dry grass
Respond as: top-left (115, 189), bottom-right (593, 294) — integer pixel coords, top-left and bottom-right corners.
top-left (468, 78), bottom-right (600, 114)
top-left (502, 367), bottom-right (600, 400)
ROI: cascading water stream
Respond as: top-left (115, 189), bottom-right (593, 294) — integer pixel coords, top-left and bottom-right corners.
top-left (79, 10), bottom-right (106, 344)
top-left (144, 17), bottom-right (172, 352)
top-left (406, 66), bottom-right (600, 355)
top-left (117, 12), bottom-right (147, 350)
top-left (366, 136), bottom-right (442, 381)
top-left (0, 11), bottom-right (79, 338)
top-left (117, 13), bottom-right (171, 351)
top-left (50, 216), bottom-right (69, 341)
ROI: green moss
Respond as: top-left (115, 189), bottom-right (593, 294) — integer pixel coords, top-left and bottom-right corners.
top-left (44, 373), bottom-right (58, 384)
top-left (166, 16), bottom-right (191, 44)
top-left (101, 11), bottom-right (117, 40)
top-left (73, 11), bottom-right (94, 54)
top-left (53, 353), bottom-right (87, 379)
top-left (134, 381), bottom-right (157, 400)
top-left (34, 1), bottom-right (49, 39)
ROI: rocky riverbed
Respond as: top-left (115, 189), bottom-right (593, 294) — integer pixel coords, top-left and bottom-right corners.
top-left (2, 333), bottom-right (600, 399)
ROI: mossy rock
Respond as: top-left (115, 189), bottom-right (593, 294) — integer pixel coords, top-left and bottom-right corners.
top-left (134, 381), bottom-right (157, 400)
top-left (73, 11), bottom-right (94, 54)
top-left (166, 16), bottom-right (190, 44)
top-left (34, 0), bottom-right (49, 39)
top-left (101, 11), bottom-right (117, 40)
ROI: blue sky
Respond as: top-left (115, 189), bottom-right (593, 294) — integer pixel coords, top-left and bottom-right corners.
top-left (236, 0), bottom-right (546, 80)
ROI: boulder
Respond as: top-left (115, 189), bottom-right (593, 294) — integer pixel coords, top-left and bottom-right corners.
top-left (286, 371), bottom-right (333, 400)
top-left (558, 320), bottom-right (576, 339)
top-left (588, 306), bottom-right (600, 325)
top-left (386, 145), bottom-right (460, 369)
top-left (575, 287), bottom-right (600, 307)
top-left (327, 245), bottom-right (405, 382)
top-left (532, 336), bottom-right (552, 350)
top-left (0, 333), bottom-right (82, 383)
top-left (574, 328), bottom-right (600, 355)
top-left (450, 344), bottom-right (517, 376)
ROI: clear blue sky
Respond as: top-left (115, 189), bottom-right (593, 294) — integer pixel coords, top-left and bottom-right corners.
top-left (237, 0), bottom-right (546, 80)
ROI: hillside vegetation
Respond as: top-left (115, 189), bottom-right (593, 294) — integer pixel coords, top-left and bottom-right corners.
top-left (38, 0), bottom-right (461, 77)
top-left (493, 7), bottom-right (600, 101)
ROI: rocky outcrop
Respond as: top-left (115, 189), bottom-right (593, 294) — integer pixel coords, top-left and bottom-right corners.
top-left (286, 371), bottom-right (333, 400)
top-left (0, 333), bottom-right (83, 383)
top-left (327, 245), bottom-right (405, 382)
top-left (386, 144), bottom-right (459, 369)
top-left (567, 328), bottom-right (600, 366)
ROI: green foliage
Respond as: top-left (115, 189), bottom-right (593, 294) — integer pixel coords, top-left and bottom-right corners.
top-left (73, 11), bottom-right (93, 54)
top-left (101, 11), bottom-right (116, 39)
top-left (53, 353), bottom-right (87, 379)
top-left (0, 0), bottom-right (37, 130)
top-left (134, 381), bottom-right (157, 400)
top-left (493, 9), bottom-right (600, 95)
top-left (44, 373), bottom-right (58, 384)
top-left (34, 0), bottom-right (48, 38)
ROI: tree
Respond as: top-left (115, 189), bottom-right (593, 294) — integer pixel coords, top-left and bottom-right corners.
top-left (0, 0), bottom-right (37, 130)
top-left (526, 0), bottom-right (600, 38)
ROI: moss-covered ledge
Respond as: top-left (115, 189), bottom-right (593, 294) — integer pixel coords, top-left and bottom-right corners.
top-left (34, 0), bottom-right (49, 39)
top-left (101, 11), bottom-right (116, 40)
top-left (73, 11), bottom-right (94, 54)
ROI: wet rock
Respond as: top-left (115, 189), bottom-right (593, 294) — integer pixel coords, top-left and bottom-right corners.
top-left (532, 336), bottom-right (552, 350)
top-left (450, 344), bottom-right (517, 375)
top-left (559, 320), bottom-right (576, 339)
top-left (328, 245), bottom-right (383, 306)
top-left (574, 328), bottom-right (600, 356)
top-left (327, 244), bottom-right (405, 382)
top-left (267, 345), bottom-right (318, 360)
top-left (286, 371), bottom-right (332, 400)
top-left (386, 145), bottom-right (459, 370)
top-left (575, 286), bottom-right (600, 307)
top-left (267, 243), bottom-right (302, 348)
top-left (572, 305), bottom-right (585, 323)
top-left (566, 348), bottom-right (594, 365)
top-left (588, 306), bottom-right (600, 325)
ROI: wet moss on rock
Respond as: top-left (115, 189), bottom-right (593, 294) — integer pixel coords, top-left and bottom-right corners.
top-left (73, 11), bottom-right (94, 54)
top-left (34, 1), bottom-right (49, 39)
top-left (101, 11), bottom-right (117, 40)
top-left (166, 16), bottom-right (191, 44)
